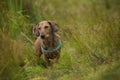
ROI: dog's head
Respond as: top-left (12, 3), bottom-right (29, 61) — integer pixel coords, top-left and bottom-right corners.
top-left (33, 21), bottom-right (59, 39)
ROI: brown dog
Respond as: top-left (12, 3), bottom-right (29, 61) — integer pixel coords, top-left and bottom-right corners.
top-left (33, 21), bottom-right (61, 67)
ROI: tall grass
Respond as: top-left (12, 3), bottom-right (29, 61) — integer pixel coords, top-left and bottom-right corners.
top-left (0, 0), bottom-right (120, 80)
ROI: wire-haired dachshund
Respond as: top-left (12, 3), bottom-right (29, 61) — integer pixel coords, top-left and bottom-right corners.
top-left (33, 21), bottom-right (62, 67)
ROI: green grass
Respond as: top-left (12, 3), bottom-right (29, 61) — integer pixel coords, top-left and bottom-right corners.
top-left (0, 0), bottom-right (120, 80)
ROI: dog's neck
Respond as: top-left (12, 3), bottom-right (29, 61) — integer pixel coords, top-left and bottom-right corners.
top-left (42, 33), bottom-right (57, 50)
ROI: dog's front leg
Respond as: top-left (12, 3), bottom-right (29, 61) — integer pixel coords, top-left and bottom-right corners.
top-left (54, 53), bottom-right (60, 63)
top-left (44, 54), bottom-right (51, 67)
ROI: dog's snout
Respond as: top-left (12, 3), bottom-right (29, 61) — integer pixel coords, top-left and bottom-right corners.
top-left (40, 33), bottom-right (45, 39)
top-left (41, 35), bottom-right (45, 39)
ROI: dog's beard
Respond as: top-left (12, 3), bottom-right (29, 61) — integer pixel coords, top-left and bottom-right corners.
top-left (46, 34), bottom-right (50, 38)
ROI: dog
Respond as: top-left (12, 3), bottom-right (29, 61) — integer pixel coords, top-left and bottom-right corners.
top-left (33, 21), bottom-right (62, 67)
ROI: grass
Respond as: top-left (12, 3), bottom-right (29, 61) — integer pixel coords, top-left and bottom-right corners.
top-left (0, 0), bottom-right (120, 80)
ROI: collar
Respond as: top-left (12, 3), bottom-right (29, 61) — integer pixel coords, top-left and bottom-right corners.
top-left (41, 40), bottom-right (62, 53)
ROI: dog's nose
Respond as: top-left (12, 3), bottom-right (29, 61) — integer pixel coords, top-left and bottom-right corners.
top-left (41, 35), bottom-right (45, 39)
top-left (40, 34), bottom-right (45, 39)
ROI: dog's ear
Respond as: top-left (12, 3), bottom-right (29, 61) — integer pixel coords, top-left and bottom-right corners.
top-left (33, 24), bottom-right (39, 37)
top-left (33, 24), bottom-right (36, 34)
top-left (48, 21), bottom-right (59, 32)
top-left (33, 24), bottom-right (37, 34)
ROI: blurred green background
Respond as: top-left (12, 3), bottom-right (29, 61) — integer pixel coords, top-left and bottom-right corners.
top-left (0, 0), bottom-right (120, 80)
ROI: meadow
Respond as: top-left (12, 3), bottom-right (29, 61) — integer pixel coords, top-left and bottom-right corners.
top-left (0, 0), bottom-right (120, 80)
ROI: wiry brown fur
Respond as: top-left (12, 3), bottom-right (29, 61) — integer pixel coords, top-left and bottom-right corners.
top-left (33, 21), bottom-right (61, 67)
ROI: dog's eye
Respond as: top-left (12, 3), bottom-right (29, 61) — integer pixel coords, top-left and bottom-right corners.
top-left (38, 27), bottom-right (41, 30)
top-left (45, 26), bottom-right (48, 29)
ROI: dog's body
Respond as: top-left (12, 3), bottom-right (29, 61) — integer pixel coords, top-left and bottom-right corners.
top-left (33, 21), bottom-right (61, 67)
